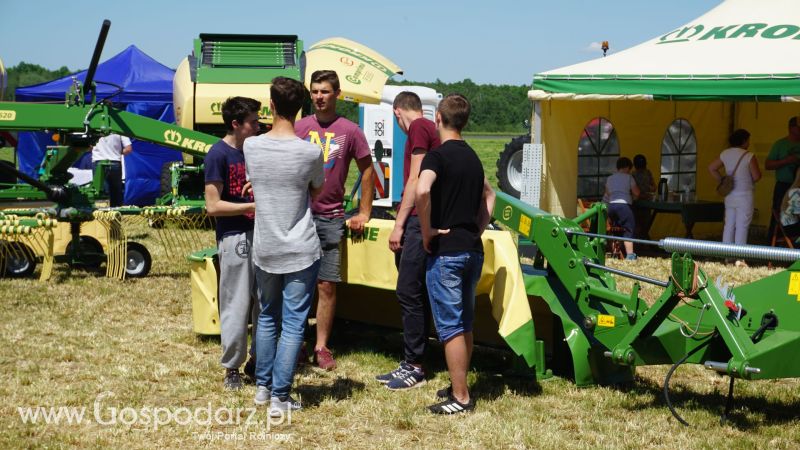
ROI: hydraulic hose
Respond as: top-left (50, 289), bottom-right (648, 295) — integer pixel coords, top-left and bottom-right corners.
top-left (664, 334), bottom-right (716, 426)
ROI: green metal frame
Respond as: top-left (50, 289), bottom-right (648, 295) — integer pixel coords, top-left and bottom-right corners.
top-left (492, 191), bottom-right (800, 386)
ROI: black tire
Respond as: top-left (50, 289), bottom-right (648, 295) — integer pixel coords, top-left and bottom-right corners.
top-left (496, 134), bottom-right (530, 199)
top-left (2, 241), bottom-right (37, 278)
top-left (160, 161), bottom-right (176, 196)
top-left (125, 242), bottom-right (152, 278)
top-left (65, 235), bottom-right (105, 269)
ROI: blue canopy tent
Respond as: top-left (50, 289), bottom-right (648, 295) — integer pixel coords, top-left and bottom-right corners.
top-left (15, 45), bottom-right (183, 205)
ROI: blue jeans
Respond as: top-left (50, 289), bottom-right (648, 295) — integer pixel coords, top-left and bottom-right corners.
top-left (254, 259), bottom-right (320, 398)
top-left (425, 251), bottom-right (484, 342)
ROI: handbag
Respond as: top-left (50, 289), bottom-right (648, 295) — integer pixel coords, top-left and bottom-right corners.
top-left (716, 151), bottom-right (749, 197)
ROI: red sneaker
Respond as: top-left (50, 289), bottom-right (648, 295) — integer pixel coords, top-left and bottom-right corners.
top-left (313, 348), bottom-right (337, 371)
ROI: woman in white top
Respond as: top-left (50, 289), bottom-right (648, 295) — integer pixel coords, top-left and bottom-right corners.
top-left (708, 129), bottom-right (762, 266)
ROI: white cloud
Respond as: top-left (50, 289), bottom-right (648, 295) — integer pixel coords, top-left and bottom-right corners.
top-left (584, 42), bottom-right (604, 52)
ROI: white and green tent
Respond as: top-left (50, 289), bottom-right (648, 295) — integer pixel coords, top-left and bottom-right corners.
top-left (527, 0), bottom-right (800, 236)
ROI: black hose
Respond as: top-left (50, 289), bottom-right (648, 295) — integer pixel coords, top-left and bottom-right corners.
top-left (664, 335), bottom-right (716, 426)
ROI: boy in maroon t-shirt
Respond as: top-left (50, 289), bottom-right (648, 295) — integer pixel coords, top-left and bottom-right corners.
top-left (377, 91), bottom-right (441, 390)
top-left (295, 70), bottom-right (375, 370)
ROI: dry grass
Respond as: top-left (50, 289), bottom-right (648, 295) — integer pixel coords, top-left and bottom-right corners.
top-left (2, 228), bottom-right (800, 449)
top-left (2, 140), bottom-right (799, 449)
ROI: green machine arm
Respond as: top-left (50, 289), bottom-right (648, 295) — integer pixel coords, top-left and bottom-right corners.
top-left (491, 191), bottom-right (800, 421)
top-left (0, 101), bottom-right (217, 158)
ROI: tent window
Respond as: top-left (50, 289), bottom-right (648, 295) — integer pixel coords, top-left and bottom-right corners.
top-left (660, 119), bottom-right (697, 193)
top-left (577, 117), bottom-right (620, 201)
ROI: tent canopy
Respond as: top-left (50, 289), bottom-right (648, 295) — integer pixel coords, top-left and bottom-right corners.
top-left (16, 45), bottom-right (175, 104)
top-left (526, 0), bottom-right (800, 238)
top-left (15, 46), bottom-right (182, 206)
top-left (531, 0), bottom-right (800, 101)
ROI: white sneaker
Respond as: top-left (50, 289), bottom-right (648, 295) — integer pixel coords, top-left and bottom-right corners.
top-left (254, 386), bottom-right (270, 405)
top-left (269, 395), bottom-right (301, 418)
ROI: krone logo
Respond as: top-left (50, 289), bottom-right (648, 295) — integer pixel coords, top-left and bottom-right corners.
top-left (502, 206), bottom-right (513, 221)
top-left (345, 74), bottom-right (362, 85)
top-left (210, 102), bottom-right (222, 115)
top-left (339, 56), bottom-right (354, 67)
top-left (164, 129), bottom-right (182, 145)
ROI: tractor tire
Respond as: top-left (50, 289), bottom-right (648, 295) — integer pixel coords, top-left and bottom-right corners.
top-left (160, 161), bottom-right (175, 196)
top-left (2, 241), bottom-right (37, 278)
top-left (495, 134), bottom-right (530, 199)
top-left (125, 242), bottom-right (152, 278)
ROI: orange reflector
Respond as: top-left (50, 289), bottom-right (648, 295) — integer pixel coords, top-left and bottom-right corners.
top-left (51, 133), bottom-right (60, 142)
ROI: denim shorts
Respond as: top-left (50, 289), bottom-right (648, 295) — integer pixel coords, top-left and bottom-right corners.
top-left (425, 251), bottom-right (484, 342)
top-left (313, 216), bottom-right (345, 282)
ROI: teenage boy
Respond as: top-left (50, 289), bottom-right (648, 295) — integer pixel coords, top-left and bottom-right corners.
top-left (377, 91), bottom-right (440, 390)
top-left (204, 96), bottom-right (262, 390)
top-left (765, 116), bottom-right (800, 241)
top-left (295, 70), bottom-right (374, 370)
top-left (415, 94), bottom-right (495, 414)
top-left (245, 77), bottom-right (325, 417)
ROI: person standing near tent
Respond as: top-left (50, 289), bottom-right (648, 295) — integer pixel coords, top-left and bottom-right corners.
top-left (91, 133), bottom-right (132, 207)
top-left (765, 116), bottom-right (800, 241)
top-left (295, 70), bottom-right (374, 371)
top-left (708, 129), bottom-right (761, 266)
top-left (605, 157), bottom-right (640, 260)
top-left (204, 96), bottom-right (261, 390)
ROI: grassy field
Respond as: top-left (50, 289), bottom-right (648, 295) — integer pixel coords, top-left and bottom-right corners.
top-left (2, 140), bottom-right (800, 449)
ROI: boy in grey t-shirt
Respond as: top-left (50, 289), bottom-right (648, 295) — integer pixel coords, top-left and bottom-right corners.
top-left (243, 77), bottom-right (324, 418)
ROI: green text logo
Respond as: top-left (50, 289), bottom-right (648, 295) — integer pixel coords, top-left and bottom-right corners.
top-left (658, 23), bottom-right (800, 44)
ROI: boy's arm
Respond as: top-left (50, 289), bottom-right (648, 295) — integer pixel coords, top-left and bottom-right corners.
top-left (415, 169), bottom-right (449, 253)
top-left (349, 155), bottom-right (374, 232)
top-left (389, 149), bottom-right (425, 252)
top-left (205, 182), bottom-right (255, 216)
top-left (477, 177), bottom-right (496, 233)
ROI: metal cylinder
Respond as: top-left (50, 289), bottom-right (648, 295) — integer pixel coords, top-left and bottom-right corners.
top-left (660, 237), bottom-right (800, 262)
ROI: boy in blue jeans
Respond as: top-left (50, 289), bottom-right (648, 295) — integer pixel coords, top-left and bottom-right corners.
top-left (415, 94), bottom-right (495, 414)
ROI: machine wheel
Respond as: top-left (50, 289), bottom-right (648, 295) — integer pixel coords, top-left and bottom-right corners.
top-left (495, 134), bottom-right (530, 199)
top-left (125, 242), bottom-right (152, 278)
top-left (65, 236), bottom-right (105, 269)
top-left (2, 242), bottom-right (37, 278)
top-left (160, 161), bottom-right (175, 196)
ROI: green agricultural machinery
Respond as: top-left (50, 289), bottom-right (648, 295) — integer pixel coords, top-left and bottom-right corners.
top-left (489, 190), bottom-right (800, 424)
top-left (0, 20), bottom-right (218, 279)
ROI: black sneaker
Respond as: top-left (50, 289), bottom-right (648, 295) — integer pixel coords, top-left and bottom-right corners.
top-left (224, 368), bottom-right (243, 390)
top-left (428, 396), bottom-right (475, 415)
top-left (436, 384), bottom-right (453, 400)
top-left (243, 358), bottom-right (256, 384)
top-left (375, 362), bottom-right (410, 384)
top-left (386, 363), bottom-right (426, 390)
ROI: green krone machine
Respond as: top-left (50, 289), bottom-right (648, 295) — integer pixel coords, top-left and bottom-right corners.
top-left (492, 191), bottom-right (800, 425)
top-left (0, 21), bottom-right (218, 278)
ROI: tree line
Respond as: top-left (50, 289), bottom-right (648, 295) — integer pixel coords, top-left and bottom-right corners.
top-left (3, 63), bottom-right (531, 133)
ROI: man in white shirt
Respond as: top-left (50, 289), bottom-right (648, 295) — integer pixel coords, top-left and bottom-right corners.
top-left (91, 133), bottom-right (132, 206)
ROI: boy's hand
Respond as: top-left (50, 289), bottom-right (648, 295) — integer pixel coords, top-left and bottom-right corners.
top-left (389, 226), bottom-right (403, 252)
top-left (422, 228), bottom-right (450, 254)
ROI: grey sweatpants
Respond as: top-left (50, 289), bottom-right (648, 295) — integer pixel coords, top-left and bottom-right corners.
top-left (218, 230), bottom-right (258, 369)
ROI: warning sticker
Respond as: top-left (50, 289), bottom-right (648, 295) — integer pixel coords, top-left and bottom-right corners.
top-left (519, 214), bottom-right (531, 236)
top-left (788, 272), bottom-right (800, 298)
top-left (597, 315), bottom-right (615, 327)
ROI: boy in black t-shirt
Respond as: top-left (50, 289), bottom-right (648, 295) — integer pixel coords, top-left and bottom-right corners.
top-left (415, 94), bottom-right (495, 414)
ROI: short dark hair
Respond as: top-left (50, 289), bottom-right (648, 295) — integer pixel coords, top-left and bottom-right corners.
top-left (393, 91), bottom-right (422, 111)
top-left (310, 70), bottom-right (340, 92)
top-left (222, 96), bottom-right (261, 132)
top-left (633, 154), bottom-right (647, 169)
top-left (729, 128), bottom-right (750, 147)
top-left (270, 77), bottom-right (307, 119)
top-left (437, 94), bottom-right (470, 131)
top-left (616, 157), bottom-right (633, 170)
top-left (790, 116), bottom-right (799, 128)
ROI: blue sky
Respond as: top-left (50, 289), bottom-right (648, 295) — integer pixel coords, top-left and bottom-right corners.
top-left (2, 0), bottom-right (721, 85)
